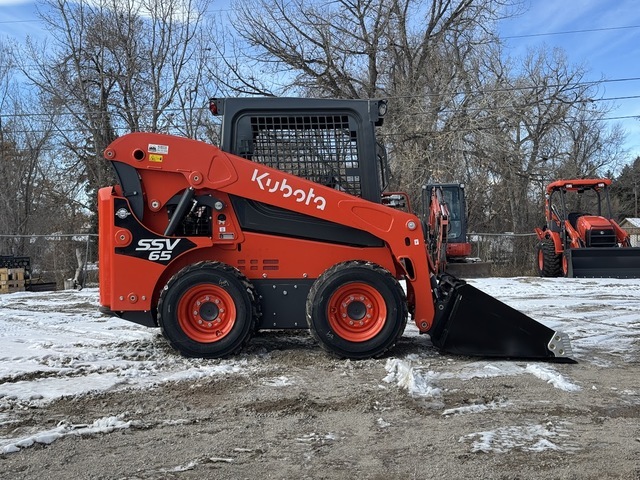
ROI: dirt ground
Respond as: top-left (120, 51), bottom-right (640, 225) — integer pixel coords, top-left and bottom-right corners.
top-left (1, 328), bottom-right (638, 480)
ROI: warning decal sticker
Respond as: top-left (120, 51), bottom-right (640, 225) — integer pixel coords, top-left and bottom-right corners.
top-left (148, 144), bottom-right (169, 155)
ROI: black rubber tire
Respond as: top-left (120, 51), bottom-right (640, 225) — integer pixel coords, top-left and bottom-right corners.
top-left (306, 261), bottom-right (407, 359)
top-left (536, 241), bottom-right (562, 277)
top-left (158, 261), bottom-right (259, 358)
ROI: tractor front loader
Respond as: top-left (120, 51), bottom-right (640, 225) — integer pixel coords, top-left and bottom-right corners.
top-left (535, 178), bottom-right (640, 278)
top-left (98, 98), bottom-right (573, 362)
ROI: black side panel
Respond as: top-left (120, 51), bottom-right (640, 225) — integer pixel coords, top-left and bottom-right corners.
top-left (254, 279), bottom-right (314, 329)
top-left (230, 195), bottom-right (384, 247)
top-left (113, 198), bottom-right (198, 265)
top-left (99, 306), bottom-right (157, 327)
top-left (111, 161), bottom-right (144, 220)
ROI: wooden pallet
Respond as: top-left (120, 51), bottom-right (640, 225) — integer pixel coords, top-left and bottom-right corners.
top-left (0, 268), bottom-right (26, 293)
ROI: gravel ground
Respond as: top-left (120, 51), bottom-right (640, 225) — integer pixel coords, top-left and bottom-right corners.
top-left (1, 327), bottom-right (639, 480)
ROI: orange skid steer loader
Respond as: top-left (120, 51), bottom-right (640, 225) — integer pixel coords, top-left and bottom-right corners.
top-left (535, 178), bottom-right (640, 278)
top-left (98, 97), bottom-right (573, 361)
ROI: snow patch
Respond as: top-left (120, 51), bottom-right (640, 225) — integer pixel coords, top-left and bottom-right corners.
top-left (263, 376), bottom-right (293, 387)
top-left (1, 415), bottom-right (134, 454)
top-left (526, 364), bottom-right (581, 391)
top-left (442, 400), bottom-right (511, 416)
top-left (383, 358), bottom-right (443, 398)
top-left (460, 422), bottom-right (574, 453)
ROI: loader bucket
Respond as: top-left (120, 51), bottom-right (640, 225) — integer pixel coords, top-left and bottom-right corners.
top-left (566, 247), bottom-right (640, 278)
top-left (430, 279), bottom-right (575, 362)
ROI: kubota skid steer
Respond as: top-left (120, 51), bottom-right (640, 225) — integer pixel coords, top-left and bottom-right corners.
top-left (98, 97), bottom-right (573, 362)
top-left (535, 178), bottom-right (640, 278)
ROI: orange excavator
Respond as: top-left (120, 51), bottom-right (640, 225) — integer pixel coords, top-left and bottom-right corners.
top-left (98, 97), bottom-right (573, 361)
top-left (423, 183), bottom-right (491, 277)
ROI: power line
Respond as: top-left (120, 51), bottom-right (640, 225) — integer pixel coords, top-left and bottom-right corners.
top-left (0, 20), bottom-right (39, 24)
top-left (504, 24), bottom-right (640, 39)
top-left (1, 111), bottom-right (637, 140)
top-left (2, 88), bottom-right (639, 121)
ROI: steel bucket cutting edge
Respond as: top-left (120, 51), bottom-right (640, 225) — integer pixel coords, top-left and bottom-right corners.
top-left (429, 282), bottom-right (576, 363)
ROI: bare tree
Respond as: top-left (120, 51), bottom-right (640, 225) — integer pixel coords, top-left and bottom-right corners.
top-left (18, 0), bottom-right (215, 209)
top-left (227, 0), bottom-right (515, 205)
top-left (0, 41), bottom-right (61, 249)
top-left (465, 47), bottom-right (625, 233)
top-left (229, 0), bottom-right (393, 97)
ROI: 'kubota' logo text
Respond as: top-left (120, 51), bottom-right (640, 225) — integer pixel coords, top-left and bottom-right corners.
top-left (135, 238), bottom-right (181, 261)
top-left (251, 168), bottom-right (327, 210)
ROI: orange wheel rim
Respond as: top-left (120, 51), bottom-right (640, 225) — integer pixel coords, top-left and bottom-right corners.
top-left (537, 249), bottom-right (544, 270)
top-left (562, 255), bottom-right (569, 276)
top-left (327, 282), bottom-right (386, 342)
top-left (177, 284), bottom-right (237, 343)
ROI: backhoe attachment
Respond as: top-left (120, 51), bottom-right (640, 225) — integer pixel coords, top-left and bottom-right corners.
top-left (428, 276), bottom-right (575, 362)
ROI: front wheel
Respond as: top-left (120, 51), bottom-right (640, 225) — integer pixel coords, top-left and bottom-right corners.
top-left (158, 261), bottom-right (259, 358)
top-left (306, 261), bottom-right (407, 359)
top-left (536, 241), bottom-right (561, 277)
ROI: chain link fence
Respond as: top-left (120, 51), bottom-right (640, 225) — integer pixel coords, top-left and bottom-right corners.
top-left (469, 227), bottom-right (640, 277)
top-left (626, 227), bottom-right (640, 248)
top-left (0, 234), bottom-right (98, 290)
top-left (468, 233), bottom-right (540, 277)
top-left (2, 228), bottom-right (639, 289)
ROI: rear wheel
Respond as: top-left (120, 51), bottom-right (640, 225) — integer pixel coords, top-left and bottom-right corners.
top-left (158, 261), bottom-right (258, 358)
top-left (306, 261), bottom-right (407, 359)
top-left (536, 241), bottom-right (561, 277)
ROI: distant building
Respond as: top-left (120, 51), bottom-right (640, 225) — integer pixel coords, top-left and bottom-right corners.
top-left (620, 218), bottom-right (640, 247)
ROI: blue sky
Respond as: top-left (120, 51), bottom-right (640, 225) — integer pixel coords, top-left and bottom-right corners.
top-left (499, 0), bottom-right (640, 162)
top-left (1, 0), bottom-right (640, 163)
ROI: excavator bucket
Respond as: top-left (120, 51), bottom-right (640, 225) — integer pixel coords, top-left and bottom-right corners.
top-left (566, 247), bottom-right (640, 278)
top-left (430, 278), bottom-right (575, 362)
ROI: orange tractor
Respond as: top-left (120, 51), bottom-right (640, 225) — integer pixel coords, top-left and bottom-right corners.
top-left (535, 178), bottom-right (640, 278)
top-left (98, 97), bottom-right (572, 361)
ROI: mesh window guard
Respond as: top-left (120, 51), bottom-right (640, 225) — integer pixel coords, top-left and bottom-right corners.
top-left (247, 114), bottom-right (362, 197)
